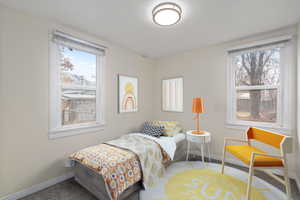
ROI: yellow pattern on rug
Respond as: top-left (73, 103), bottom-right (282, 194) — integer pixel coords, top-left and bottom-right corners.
top-left (158, 169), bottom-right (267, 200)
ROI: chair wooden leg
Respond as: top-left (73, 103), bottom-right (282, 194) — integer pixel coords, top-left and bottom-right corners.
top-left (221, 142), bottom-right (226, 174)
top-left (283, 166), bottom-right (292, 200)
top-left (246, 164), bottom-right (254, 200)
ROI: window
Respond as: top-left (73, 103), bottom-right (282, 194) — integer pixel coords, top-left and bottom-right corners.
top-left (227, 37), bottom-right (293, 129)
top-left (162, 77), bottom-right (183, 112)
top-left (49, 31), bottom-right (105, 139)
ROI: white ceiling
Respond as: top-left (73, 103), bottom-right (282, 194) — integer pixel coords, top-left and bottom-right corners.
top-left (1, 0), bottom-right (300, 58)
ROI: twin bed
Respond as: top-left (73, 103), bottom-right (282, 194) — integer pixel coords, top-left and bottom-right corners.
top-left (70, 132), bottom-right (186, 200)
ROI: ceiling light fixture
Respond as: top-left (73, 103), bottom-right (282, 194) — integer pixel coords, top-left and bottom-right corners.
top-left (152, 2), bottom-right (182, 26)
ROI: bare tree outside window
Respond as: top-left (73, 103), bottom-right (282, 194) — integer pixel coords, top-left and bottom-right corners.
top-left (233, 48), bottom-right (280, 123)
top-left (59, 46), bottom-right (97, 126)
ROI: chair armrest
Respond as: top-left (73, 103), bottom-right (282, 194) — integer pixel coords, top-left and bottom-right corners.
top-left (251, 152), bottom-right (283, 160)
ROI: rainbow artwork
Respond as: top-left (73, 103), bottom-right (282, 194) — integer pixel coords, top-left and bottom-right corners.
top-left (118, 75), bottom-right (138, 113)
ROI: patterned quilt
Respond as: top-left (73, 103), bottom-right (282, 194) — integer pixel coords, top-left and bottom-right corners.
top-left (69, 134), bottom-right (170, 200)
top-left (106, 134), bottom-right (170, 187)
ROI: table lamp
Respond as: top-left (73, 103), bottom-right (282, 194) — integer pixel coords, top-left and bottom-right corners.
top-left (192, 97), bottom-right (204, 134)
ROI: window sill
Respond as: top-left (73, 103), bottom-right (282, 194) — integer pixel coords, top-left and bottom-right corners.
top-left (225, 121), bottom-right (292, 135)
top-left (49, 122), bottom-right (106, 139)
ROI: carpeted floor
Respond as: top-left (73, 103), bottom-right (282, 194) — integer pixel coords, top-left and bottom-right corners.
top-left (19, 158), bottom-right (300, 200)
top-left (20, 178), bottom-right (97, 200)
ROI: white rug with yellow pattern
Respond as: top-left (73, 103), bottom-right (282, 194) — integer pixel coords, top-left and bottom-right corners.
top-left (140, 161), bottom-right (285, 200)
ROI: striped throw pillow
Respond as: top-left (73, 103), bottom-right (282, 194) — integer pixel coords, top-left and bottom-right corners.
top-left (152, 121), bottom-right (182, 136)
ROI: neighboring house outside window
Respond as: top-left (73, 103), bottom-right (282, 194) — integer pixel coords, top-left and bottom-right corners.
top-left (162, 77), bottom-right (183, 112)
top-left (226, 36), bottom-right (295, 131)
top-left (49, 31), bottom-right (105, 139)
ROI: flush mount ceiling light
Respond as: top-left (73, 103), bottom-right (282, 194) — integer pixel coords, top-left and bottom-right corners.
top-left (152, 2), bottom-right (182, 26)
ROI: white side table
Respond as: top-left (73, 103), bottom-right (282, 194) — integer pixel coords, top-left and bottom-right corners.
top-left (186, 130), bottom-right (211, 165)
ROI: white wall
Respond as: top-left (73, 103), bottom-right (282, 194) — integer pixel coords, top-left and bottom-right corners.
top-left (0, 5), bottom-right (154, 197)
top-left (153, 27), bottom-right (298, 175)
top-left (1, 4), bottom-right (299, 198)
top-left (296, 23), bottom-right (300, 184)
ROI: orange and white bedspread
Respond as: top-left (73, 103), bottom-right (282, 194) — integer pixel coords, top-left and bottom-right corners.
top-left (69, 134), bottom-right (171, 200)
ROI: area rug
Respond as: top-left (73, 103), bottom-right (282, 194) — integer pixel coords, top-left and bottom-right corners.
top-left (140, 161), bottom-right (285, 200)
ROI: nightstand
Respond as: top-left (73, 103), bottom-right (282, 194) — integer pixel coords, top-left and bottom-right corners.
top-left (186, 130), bottom-right (211, 165)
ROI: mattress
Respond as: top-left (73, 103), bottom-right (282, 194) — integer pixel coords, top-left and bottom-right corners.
top-left (74, 162), bottom-right (141, 200)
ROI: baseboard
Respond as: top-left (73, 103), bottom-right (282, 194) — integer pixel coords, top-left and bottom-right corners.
top-left (0, 172), bottom-right (74, 200)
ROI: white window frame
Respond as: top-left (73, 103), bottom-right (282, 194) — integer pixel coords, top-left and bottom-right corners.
top-left (226, 36), bottom-right (294, 132)
top-left (162, 77), bottom-right (184, 112)
top-left (49, 31), bottom-right (106, 139)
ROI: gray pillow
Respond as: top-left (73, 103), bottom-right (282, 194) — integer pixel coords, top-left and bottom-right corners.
top-left (142, 122), bottom-right (164, 137)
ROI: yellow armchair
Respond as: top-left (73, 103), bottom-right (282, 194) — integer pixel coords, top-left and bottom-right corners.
top-left (221, 127), bottom-right (293, 200)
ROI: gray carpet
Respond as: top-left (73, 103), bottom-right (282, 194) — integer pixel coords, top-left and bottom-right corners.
top-left (19, 158), bottom-right (300, 200)
top-left (20, 178), bottom-right (97, 200)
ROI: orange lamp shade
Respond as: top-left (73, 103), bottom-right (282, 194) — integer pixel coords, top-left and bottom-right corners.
top-left (192, 98), bottom-right (204, 113)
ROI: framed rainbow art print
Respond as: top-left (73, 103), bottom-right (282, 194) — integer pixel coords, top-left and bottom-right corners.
top-left (118, 75), bottom-right (138, 113)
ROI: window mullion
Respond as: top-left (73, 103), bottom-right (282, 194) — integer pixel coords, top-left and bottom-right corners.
top-left (236, 85), bottom-right (279, 91)
top-left (61, 85), bottom-right (97, 90)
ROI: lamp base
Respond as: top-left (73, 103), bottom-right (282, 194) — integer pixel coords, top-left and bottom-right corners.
top-left (192, 130), bottom-right (204, 135)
